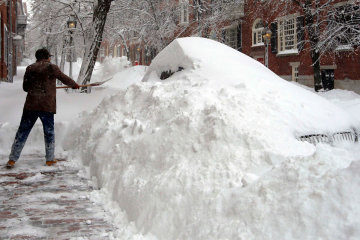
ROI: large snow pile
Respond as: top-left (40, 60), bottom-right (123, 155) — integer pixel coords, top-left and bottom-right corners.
top-left (318, 89), bottom-right (360, 127)
top-left (63, 37), bottom-right (359, 239)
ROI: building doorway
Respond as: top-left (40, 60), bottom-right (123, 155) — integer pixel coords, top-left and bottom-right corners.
top-left (321, 69), bottom-right (335, 90)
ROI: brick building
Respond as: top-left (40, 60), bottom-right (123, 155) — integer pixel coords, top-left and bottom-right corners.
top-left (0, 0), bottom-right (27, 83)
top-left (100, 0), bottom-right (359, 93)
top-left (242, 0), bottom-right (360, 92)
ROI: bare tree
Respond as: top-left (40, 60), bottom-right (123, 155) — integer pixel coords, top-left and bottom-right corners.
top-left (106, 0), bottom-right (244, 55)
top-left (192, 0), bottom-right (244, 37)
top-left (27, 0), bottom-right (91, 63)
top-left (107, 0), bottom-right (179, 52)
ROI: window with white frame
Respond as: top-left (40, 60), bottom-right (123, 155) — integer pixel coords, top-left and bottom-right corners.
top-left (292, 65), bottom-right (299, 82)
top-left (179, 0), bottom-right (189, 24)
top-left (278, 15), bottom-right (298, 52)
top-left (224, 26), bottom-right (238, 50)
top-left (252, 19), bottom-right (264, 46)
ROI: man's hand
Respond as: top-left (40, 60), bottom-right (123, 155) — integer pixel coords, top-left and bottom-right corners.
top-left (72, 83), bottom-right (80, 89)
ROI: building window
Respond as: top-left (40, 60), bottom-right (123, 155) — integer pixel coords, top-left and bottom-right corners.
top-left (278, 15), bottom-right (298, 52)
top-left (252, 19), bottom-right (264, 46)
top-left (210, 30), bottom-right (217, 40)
top-left (99, 47), bottom-right (105, 58)
top-left (180, 0), bottom-right (189, 24)
top-left (292, 66), bottom-right (299, 82)
top-left (134, 45), bottom-right (141, 64)
top-left (224, 27), bottom-right (237, 49)
top-left (321, 69), bottom-right (335, 90)
top-left (223, 24), bottom-right (242, 51)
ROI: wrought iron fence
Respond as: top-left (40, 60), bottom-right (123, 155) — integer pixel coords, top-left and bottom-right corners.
top-left (297, 129), bottom-right (358, 145)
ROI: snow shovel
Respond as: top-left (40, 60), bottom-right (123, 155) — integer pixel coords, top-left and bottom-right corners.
top-left (56, 78), bottom-right (112, 89)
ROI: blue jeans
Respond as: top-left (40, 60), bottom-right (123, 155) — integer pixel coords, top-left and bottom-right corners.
top-left (9, 110), bottom-right (55, 162)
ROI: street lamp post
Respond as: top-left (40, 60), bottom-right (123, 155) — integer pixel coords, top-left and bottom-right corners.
top-left (67, 16), bottom-right (77, 79)
top-left (262, 28), bottom-right (272, 68)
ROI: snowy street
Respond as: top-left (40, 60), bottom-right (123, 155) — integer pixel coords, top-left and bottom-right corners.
top-left (1, 38), bottom-right (360, 239)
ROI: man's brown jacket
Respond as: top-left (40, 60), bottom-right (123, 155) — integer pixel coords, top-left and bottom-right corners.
top-left (23, 60), bottom-right (78, 114)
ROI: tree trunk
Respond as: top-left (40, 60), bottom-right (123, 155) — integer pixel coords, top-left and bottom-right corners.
top-left (77, 0), bottom-right (112, 89)
top-left (54, 47), bottom-right (58, 66)
top-left (119, 33), bottom-right (130, 59)
top-left (302, 2), bottom-right (323, 91)
top-left (311, 50), bottom-right (322, 91)
top-left (60, 36), bottom-right (66, 72)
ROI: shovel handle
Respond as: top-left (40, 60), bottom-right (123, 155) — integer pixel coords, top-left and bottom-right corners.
top-left (56, 82), bottom-right (102, 89)
top-left (56, 78), bottom-right (112, 89)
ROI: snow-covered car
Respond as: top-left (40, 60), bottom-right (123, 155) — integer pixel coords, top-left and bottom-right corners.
top-left (68, 37), bottom-right (360, 240)
top-left (143, 37), bottom-right (358, 145)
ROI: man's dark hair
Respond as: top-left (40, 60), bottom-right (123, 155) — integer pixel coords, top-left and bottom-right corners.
top-left (35, 48), bottom-right (52, 61)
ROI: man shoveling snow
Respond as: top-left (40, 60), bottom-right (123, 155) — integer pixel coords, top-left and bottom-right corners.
top-left (6, 48), bottom-right (80, 169)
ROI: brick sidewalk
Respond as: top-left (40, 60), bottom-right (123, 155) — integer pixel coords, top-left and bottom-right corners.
top-left (0, 154), bottom-right (118, 239)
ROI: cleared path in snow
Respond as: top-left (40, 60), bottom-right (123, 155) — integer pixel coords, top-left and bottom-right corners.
top-left (0, 154), bottom-right (118, 239)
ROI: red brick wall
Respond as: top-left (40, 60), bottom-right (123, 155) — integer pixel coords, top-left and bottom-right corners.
top-left (0, 4), bottom-right (8, 80)
top-left (0, 0), bottom-right (17, 81)
top-left (334, 50), bottom-right (360, 80)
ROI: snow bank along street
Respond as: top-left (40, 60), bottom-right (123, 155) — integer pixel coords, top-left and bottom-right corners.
top-left (1, 38), bottom-right (360, 239)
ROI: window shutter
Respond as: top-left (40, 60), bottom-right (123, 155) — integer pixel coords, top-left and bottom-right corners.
top-left (297, 16), bottom-right (305, 52)
top-left (237, 24), bottom-right (242, 52)
top-left (176, 2), bottom-right (183, 25)
top-left (174, 6), bottom-right (180, 25)
top-left (270, 22), bottom-right (277, 53)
